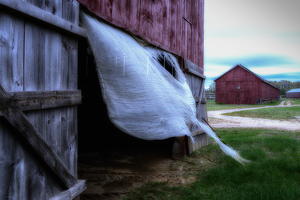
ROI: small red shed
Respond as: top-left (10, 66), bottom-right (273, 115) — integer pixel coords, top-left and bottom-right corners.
top-left (215, 64), bottom-right (280, 104)
top-left (286, 88), bottom-right (300, 98)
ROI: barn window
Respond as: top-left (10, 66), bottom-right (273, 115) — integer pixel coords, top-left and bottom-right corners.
top-left (237, 86), bottom-right (240, 89)
top-left (158, 55), bottom-right (176, 78)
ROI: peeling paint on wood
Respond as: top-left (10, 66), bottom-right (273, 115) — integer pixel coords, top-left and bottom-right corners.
top-left (78, 0), bottom-right (204, 70)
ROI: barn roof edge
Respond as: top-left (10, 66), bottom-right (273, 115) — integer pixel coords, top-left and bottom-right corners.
top-left (214, 64), bottom-right (279, 90)
top-left (286, 88), bottom-right (300, 93)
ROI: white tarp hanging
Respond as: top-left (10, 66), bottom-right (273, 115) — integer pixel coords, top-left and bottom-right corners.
top-left (80, 12), bottom-right (249, 164)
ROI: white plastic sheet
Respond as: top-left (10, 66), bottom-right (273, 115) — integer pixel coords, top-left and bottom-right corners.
top-left (80, 12), bottom-right (249, 164)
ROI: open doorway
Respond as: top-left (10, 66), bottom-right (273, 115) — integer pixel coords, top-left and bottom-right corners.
top-left (77, 38), bottom-right (175, 156)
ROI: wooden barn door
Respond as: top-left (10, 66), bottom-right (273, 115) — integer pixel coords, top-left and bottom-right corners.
top-left (184, 59), bottom-right (210, 154)
top-left (0, 0), bottom-right (86, 199)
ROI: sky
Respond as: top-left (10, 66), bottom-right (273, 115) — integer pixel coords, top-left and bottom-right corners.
top-left (204, 0), bottom-right (300, 89)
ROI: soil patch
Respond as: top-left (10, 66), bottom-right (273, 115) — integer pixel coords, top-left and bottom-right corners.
top-left (78, 150), bottom-right (216, 200)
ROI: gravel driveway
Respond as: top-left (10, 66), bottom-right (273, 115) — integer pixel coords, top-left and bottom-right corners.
top-left (207, 101), bottom-right (300, 131)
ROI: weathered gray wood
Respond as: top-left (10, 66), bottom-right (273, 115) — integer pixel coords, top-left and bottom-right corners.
top-left (197, 81), bottom-right (207, 121)
top-left (0, 116), bottom-right (67, 199)
top-left (201, 98), bottom-right (207, 104)
top-left (66, 106), bottom-right (78, 177)
top-left (49, 180), bottom-right (86, 200)
top-left (0, 84), bottom-right (77, 188)
top-left (185, 64), bottom-right (210, 154)
top-left (185, 68), bottom-right (206, 80)
top-left (1, 0), bottom-right (81, 198)
top-left (184, 58), bottom-right (204, 74)
top-left (45, 30), bottom-right (62, 91)
top-left (60, 0), bottom-right (79, 178)
top-left (0, 12), bottom-right (24, 92)
top-left (62, 0), bottom-right (80, 25)
top-left (24, 20), bottom-right (46, 91)
top-left (61, 36), bottom-right (78, 90)
top-left (0, 0), bottom-right (86, 38)
top-left (188, 132), bottom-right (210, 154)
top-left (0, 90), bottom-right (82, 116)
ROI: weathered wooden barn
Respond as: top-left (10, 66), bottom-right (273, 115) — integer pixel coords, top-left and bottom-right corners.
top-left (215, 64), bottom-right (280, 104)
top-left (286, 88), bottom-right (300, 98)
top-left (1, 0), bottom-right (208, 198)
top-left (77, 0), bottom-right (209, 157)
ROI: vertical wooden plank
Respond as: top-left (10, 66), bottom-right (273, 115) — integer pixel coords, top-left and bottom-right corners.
top-left (26, 112), bottom-right (47, 200)
top-left (185, 1), bottom-right (192, 63)
top-left (170, 1), bottom-right (177, 51)
top-left (69, 106), bottom-right (78, 177)
top-left (62, 0), bottom-right (80, 24)
top-left (45, 29), bottom-right (62, 90)
top-left (162, 0), bottom-right (170, 49)
top-left (45, 0), bottom-right (62, 16)
top-left (112, 0), bottom-right (126, 27)
top-left (44, 3), bottom-right (64, 192)
top-left (61, 37), bottom-right (78, 90)
top-left (0, 119), bottom-right (26, 199)
top-left (62, 0), bottom-right (79, 180)
top-left (151, 0), bottom-right (163, 45)
top-left (61, 0), bottom-right (78, 90)
top-left (101, 0), bottom-right (113, 23)
top-left (200, 0), bottom-right (204, 69)
top-left (60, 106), bottom-right (69, 166)
top-left (23, 6), bottom-right (47, 197)
top-left (128, 0), bottom-right (140, 32)
top-left (24, 22), bottom-right (46, 91)
top-left (181, 0), bottom-right (187, 59)
top-left (192, 0), bottom-right (198, 67)
top-left (176, 0), bottom-right (182, 54)
top-left (0, 13), bottom-right (24, 92)
top-left (137, 0), bottom-right (147, 38)
top-left (45, 0), bottom-right (62, 89)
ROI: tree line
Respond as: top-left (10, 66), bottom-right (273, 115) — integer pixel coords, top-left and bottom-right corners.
top-left (205, 80), bottom-right (300, 95)
top-left (268, 80), bottom-right (300, 95)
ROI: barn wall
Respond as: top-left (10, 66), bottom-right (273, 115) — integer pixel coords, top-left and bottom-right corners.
top-left (77, 0), bottom-right (204, 72)
top-left (262, 82), bottom-right (280, 102)
top-left (215, 66), bottom-right (262, 104)
top-left (286, 92), bottom-right (300, 98)
top-left (0, 0), bottom-right (80, 198)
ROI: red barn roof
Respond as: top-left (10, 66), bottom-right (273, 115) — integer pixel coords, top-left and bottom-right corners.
top-left (215, 64), bottom-right (279, 90)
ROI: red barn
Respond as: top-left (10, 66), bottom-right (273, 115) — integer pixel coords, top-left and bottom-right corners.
top-left (215, 64), bottom-right (280, 104)
top-left (286, 88), bottom-right (300, 98)
top-left (77, 0), bottom-right (209, 159)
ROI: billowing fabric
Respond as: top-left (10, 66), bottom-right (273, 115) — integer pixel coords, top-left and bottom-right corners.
top-left (80, 12), bottom-right (249, 164)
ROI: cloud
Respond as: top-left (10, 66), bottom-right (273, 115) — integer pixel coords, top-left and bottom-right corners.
top-left (262, 72), bottom-right (300, 81)
top-left (206, 55), bottom-right (295, 67)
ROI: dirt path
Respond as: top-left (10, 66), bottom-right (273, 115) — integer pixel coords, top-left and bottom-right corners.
top-left (208, 101), bottom-right (300, 131)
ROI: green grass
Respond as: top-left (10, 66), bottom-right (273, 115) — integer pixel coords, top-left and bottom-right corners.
top-left (123, 128), bottom-right (300, 200)
top-left (223, 106), bottom-right (300, 120)
top-left (283, 98), bottom-right (300, 105)
top-left (207, 99), bottom-right (282, 111)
